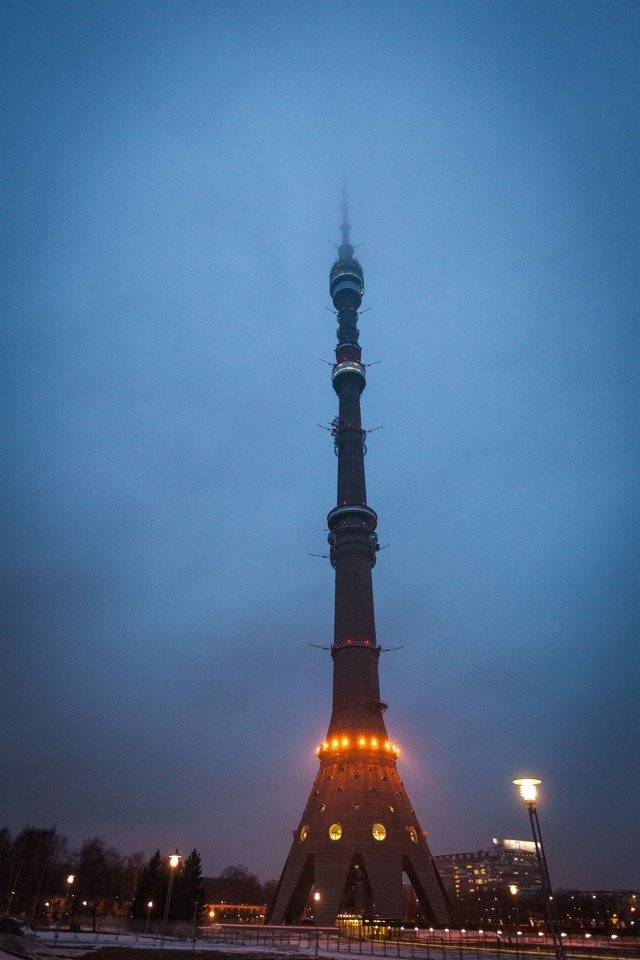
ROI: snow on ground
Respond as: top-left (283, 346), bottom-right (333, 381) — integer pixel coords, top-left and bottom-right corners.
top-left (4, 930), bottom-right (634, 960)
top-left (11, 931), bottom-right (316, 956)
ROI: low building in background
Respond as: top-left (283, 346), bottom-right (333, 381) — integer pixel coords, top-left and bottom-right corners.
top-left (433, 837), bottom-right (542, 927)
top-left (434, 837), bottom-right (542, 901)
top-left (433, 840), bottom-right (638, 933)
top-left (203, 902), bottom-right (265, 923)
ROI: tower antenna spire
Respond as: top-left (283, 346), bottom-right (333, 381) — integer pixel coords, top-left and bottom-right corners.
top-left (340, 179), bottom-right (351, 249)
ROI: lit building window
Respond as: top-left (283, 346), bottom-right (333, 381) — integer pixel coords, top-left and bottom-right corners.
top-left (300, 825), bottom-right (309, 842)
top-left (329, 823), bottom-right (343, 840)
top-left (372, 823), bottom-right (386, 841)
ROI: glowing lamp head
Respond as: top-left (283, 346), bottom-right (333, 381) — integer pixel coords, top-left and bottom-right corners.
top-left (509, 885), bottom-right (519, 896)
top-left (313, 891), bottom-right (321, 902)
top-left (341, 737), bottom-right (349, 747)
top-left (66, 874), bottom-right (75, 885)
top-left (513, 777), bottom-right (541, 804)
top-left (168, 849), bottom-right (181, 869)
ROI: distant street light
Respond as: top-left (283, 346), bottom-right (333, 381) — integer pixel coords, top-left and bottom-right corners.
top-left (513, 778), bottom-right (564, 960)
top-left (509, 884), bottom-right (521, 929)
top-left (146, 900), bottom-right (154, 935)
top-left (54, 874), bottom-right (75, 944)
top-left (313, 891), bottom-right (321, 957)
top-left (509, 885), bottom-right (521, 957)
top-left (159, 849), bottom-right (181, 952)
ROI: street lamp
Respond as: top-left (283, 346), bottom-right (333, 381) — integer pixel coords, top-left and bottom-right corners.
top-left (513, 778), bottom-right (564, 960)
top-left (509, 884), bottom-right (521, 929)
top-left (313, 891), bottom-right (321, 957)
top-left (509, 886), bottom-right (521, 958)
top-left (54, 874), bottom-right (75, 944)
top-left (146, 901), bottom-right (154, 935)
top-left (159, 849), bottom-right (181, 951)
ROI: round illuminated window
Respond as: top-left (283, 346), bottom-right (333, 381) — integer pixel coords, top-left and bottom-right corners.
top-left (409, 826), bottom-right (418, 844)
top-left (329, 823), bottom-right (343, 840)
top-left (300, 825), bottom-right (309, 842)
top-left (372, 823), bottom-right (387, 841)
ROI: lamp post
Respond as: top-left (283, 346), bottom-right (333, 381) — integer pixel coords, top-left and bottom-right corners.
top-left (313, 891), bottom-right (321, 957)
top-left (509, 886), bottom-right (521, 958)
top-left (67, 874), bottom-right (75, 919)
top-left (509, 885), bottom-right (521, 929)
top-left (159, 850), bottom-right (181, 952)
top-left (54, 874), bottom-right (75, 944)
top-left (190, 899), bottom-right (199, 944)
top-left (146, 901), bottom-right (154, 935)
top-left (513, 778), bottom-right (564, 960)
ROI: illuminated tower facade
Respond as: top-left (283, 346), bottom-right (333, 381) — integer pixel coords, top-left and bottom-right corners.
top-left (267, 206), bottom-right (451, 927)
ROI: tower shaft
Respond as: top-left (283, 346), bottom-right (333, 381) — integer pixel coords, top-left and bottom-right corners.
top-left (267, 208), bottom-right (452, 928)
top-left (327, 227), bottom-right (385, 740)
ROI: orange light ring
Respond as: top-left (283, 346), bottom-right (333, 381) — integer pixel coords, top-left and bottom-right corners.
top-left (315, 736), bottom-right (400, 757)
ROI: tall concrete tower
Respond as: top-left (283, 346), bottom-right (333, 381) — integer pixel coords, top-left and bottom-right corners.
top-left (267, 204), bottom-right (452, 928)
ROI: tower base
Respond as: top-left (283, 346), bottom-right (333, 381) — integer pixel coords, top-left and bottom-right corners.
top-left (267, 753), bottom-right (453, 926)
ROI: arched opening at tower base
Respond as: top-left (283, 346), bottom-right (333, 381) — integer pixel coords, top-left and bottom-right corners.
top-left (266, 850), bottom-right (453, 927)
top-left (402, 859), bottom-right (456, 926)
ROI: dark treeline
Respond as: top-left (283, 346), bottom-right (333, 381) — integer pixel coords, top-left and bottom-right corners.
top-left (0, 825), bottom-right (146, 923)
top-left (202, 864), bottom-right (277, 908)
top-left (1, 825), bottom-right (276, 926)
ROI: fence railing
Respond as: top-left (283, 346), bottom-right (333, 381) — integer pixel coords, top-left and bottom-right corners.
top-left (30, 920), bottom-right (640, 960)
top-left (202, 924), bottom-right (640, 960)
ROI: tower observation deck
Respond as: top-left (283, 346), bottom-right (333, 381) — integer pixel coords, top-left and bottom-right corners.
top-left (267, 205), bottom-right (452, 928)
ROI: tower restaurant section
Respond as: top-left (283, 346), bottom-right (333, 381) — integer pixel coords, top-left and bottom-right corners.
top-left (266, 207), bottom-right (452, 928)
